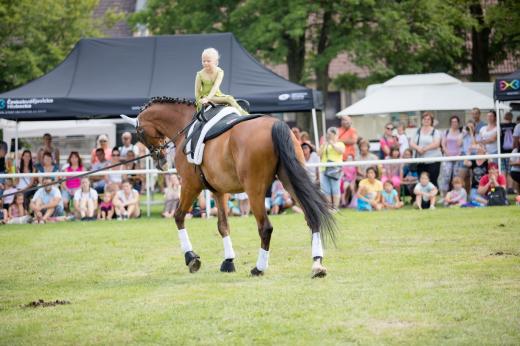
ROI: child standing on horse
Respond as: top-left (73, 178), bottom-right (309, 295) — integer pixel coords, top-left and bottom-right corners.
top-left (194, 48), bottom-right (248, 115)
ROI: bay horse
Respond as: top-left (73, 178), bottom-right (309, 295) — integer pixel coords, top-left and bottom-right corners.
top-left (121, 97), bottom-right (335, 277)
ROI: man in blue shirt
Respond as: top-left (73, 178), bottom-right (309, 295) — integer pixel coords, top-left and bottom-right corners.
top-left (30, 177), bottom-right (64, 223)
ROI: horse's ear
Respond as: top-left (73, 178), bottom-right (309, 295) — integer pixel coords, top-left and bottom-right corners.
top-left (120, 114), bottom-right (138, 128)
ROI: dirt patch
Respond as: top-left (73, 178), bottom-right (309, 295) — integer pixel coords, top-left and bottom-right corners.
top-left (23, 299), bottom-right (71, 308)
top-left (489, 251), bottom-right (519, 257)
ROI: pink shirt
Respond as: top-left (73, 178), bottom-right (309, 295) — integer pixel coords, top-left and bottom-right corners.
top-left (65, 166), bottom-right (84, 189)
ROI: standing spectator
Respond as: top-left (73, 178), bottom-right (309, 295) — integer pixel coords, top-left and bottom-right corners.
top-left (113, 180), bottom-right (140, 220)
top-left (356, 139), bottom-right (379, 180)
top-left (477, 162), bottom-right (507, 206)
top-left (35, 151), bottom-right (59, 184)
top-left (439, 115), bottom-right (463, 197)
top-left (162, 174), bottom-right (181, 218)
top-left (478, 110), bottom-right (498, 155)
top-left (91, 148), bottom-right (110, 194)
top-left (291, 126), bottom-right (303, 144)
top-left (381, 146), bottom-right (402, 189)
top-left (471, 107), bottom-right (486, 134)
top-left (500, 112), bottom-right (515, 187)
top-left (513, 117), bottom-right (520, 150)
top-left (302, 142), bottom-right (320, 185)
top-left (98, 192), bottom-right (114, 221)
top-left (409, 112), bottom-right (442, 187)
top-left (30, 177), bottom-right (64, 223)
top-left (1, 178), bottom-right (17, 210)
top-left (463, 145), bottom-right (489, 204)
top-left (509, 141), bottom-right (520, 188)
top-left (413, 172), bottom-right (438, 210)
top-left (357, 167), bottom-right (383, 211)
top-left (119, 132), bottom-right (139, 159)
top-left (318, 127), bottom-right (345, 209)
top-left (73, 178), bottom-right (98, 221)
top-left (61, 151), bottom-right (85, 212)
top-left (444, 177), bottom-right (467, 207)
top-left (125, 150), bottom-right (143, 193)
top-left (36, 133), bottom-right (60, 166)
top-left (338, 115), bottom-right (358, 160)
top-left (90, 134), bottom-right (112, 166)
top-left (0, 140), bottom-right (7, 188)
top-left (300, 131), bottom-right (312, 146)
top-left (340, 154), bottom-right (357, 208)
top-left (379, 122), bottom-right (398, 159)
top-left (106, 147), bottom-right (125, 193)
top-left (396, 123), bottom-right (409, 156)
top-left (381, 180), bottom-right (404, 210)
top-left (7, 193), bottom-right (32, 224)
top-left (16, 150), bottom-right (36, 207)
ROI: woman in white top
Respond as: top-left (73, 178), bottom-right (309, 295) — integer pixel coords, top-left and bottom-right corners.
top-left (478, 110), bottom-right (498, 155)
top-left (106, 147), bottom-right (126, 192)
top-left (73, 178), bottom-right (98, 220)
top-left (113, 180), bottom-right (140, 220)
top-left (409, 112), bottom-right (442, 187)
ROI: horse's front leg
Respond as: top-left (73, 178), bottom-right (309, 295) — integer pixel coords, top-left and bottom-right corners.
top-left (174, 188), bottom-right (202, 273)
top-left (214, 193), bottom-right (236, 272)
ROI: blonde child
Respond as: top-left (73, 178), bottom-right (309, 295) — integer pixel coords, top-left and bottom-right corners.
top-left (444, 176), bottom-right (467, 207)
top-left (163, 174), bottom-right (181, 218)
top-left (413, 171), bottom-right (438, 210)
top-left (98, 192), bottom-right (114, 220)
top-left (195, 48), bottom-right (247, 114)
top-left (381, 180), bottom-right (404, 209)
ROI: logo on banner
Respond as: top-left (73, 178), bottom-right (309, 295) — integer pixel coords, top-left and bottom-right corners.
top-left (0, 99), bottom-right (5, 110)
top-left (499, 79), bottom-right (520, 91)
top-left (278, 93), bottom-right (290, 101)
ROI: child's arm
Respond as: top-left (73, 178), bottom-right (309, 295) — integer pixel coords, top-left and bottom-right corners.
top-left (206, 69), bottom-right (224, 100)
top-left (194, 72), bottom-right (202, 101)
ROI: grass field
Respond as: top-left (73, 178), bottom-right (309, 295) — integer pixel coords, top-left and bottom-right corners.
top-left (0, 206), bottom-right (519, 345)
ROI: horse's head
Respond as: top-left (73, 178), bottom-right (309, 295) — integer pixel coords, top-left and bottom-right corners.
top-left (120, 113), bottom-right (168, 170)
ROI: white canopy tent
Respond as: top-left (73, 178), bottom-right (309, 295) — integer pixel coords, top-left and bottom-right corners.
top-left (337, 73), bottom-right (494, 116)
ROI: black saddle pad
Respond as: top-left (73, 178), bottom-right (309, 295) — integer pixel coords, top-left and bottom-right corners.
top-left (183, 105), bottom-right (265, 158)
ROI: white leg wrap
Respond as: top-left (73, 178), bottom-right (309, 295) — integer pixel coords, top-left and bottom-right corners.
top-left (312, 232), bottom-right (324, 259)
top-left (222, 236), bottom-right (235, 259)
top-left (256, 248), bottom-right (270, 271)
top-left (178, 228), bottom-right (193, 253)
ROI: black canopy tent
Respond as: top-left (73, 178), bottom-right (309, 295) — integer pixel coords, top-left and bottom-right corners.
top-left (0, 33), bottom-right (322, 121)
top-left (494, 69), bottom-right (520, 102)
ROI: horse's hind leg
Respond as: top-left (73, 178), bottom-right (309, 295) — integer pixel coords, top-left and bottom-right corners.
top-left (214, 193), bottom-right (236, 273)
top-left (174, 187), bottom-right (202, 273)
top-left (247, 191), bottom-right (273, 276)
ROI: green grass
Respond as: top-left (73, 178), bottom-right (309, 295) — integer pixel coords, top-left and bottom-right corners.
top-left (0, 207), bottom-right (519, 345)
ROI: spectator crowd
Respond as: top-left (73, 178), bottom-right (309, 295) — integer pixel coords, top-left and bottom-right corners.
top-left (1, 108), bottom-right (519, 224)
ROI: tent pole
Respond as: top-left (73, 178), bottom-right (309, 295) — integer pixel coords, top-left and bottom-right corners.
top-left (14, 120), bottom-right (19, 169)
top-left (321, 109), bottom-right (326, 142)
top-left (496, 100), bottom-right (502, 174)
top-left (312, 108), bottom-right (319, 149)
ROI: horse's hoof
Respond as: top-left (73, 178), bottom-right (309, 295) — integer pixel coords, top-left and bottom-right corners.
top-left (220, 258), bottom-right (236, 273)
top-left (250, 267), bottom-right (264, 276)
top-left (311, 263), bottom-right (327, 278)
top-left (185, 251), bottom-right (201, 273)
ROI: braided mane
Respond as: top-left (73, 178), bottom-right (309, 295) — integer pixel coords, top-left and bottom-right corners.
top-left (141, 96), bottom-right (196, 111)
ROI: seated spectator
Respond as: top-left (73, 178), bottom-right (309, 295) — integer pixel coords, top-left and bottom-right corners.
top-left (91, 148), bottom-right (110, 194)
top-left (30, 177), bottom-right (65, 223)
top-left (98, 192), bottom-right (114, 221)
top-left (302, 142), bottom-right (320, 185)
top-left (106, 147), bottom-right (125, 193)
top-left (35, 151), bottom-right (60, 184)
top-left (236, 193), bottom-right (250, 216)
top-left (401, 148), bottom-right (418, 199)
top-left (90, 134), bottom-right (112, 166)
top-left (36, 133), bottom-right (60, 166)
top-left (2, 178), bottom-right (17, 210)
top-left (381, 180), bottom-right (404, 210)
top-left (125, 150), bottom-right (143, 193)
top-left (118, 131), bottom-right (139, 159)
top-left (444, 176), bottom-right (467, 207)
top-left (0, 206), bottom-right (7, 224)
top-left (113, 180), bottom-right (140, 220)
top-left (73, 178), bottom-right (98, 221)
top-left (477, 162), bottom-right (507, 206)
top-left (357, 167), bottom-right (383, 211)
top-left (162, 174), bottom-right (181, 218)
top-left (356, 139), bottom-right (379, 180)
top-left (413, 172), bottom-right (438, 210)
top-left (270, 179), bottom-right (302, 215)
top-left (61, 151), bottom-right (84, 212)
top-left (464, 145), bottom-right (488, 204)
top-left (340, 154), bottom-right (357, 208)
top-left (7, 193), bottom-right (32, 224)
top-left (381, 146), bottom-right (402, 189)
top-left (189, 192), bottom-right (218, 218)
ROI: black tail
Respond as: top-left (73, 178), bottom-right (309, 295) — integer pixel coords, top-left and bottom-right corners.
top-left (271, 121), bottom-right (337, 243)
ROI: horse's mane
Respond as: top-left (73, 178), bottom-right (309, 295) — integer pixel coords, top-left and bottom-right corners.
top-left (141, 96), bottom-right (196, 111)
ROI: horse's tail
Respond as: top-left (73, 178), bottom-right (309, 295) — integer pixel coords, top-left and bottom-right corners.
top-left (271, 120), bottom-right (336, 243)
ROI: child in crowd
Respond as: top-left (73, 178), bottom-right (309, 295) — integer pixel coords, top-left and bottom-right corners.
top-left (2, 178), bottom-right (17, 210)
top-left (356, 185), bottom-right (373, 211)
top-left (340, 154), bottom-right (357, 207)
top-left (356, 167), bottom-right (383, 211)
top-left (381, 146), bottom-right (402, 189)
top-left (444, 176), bottom-right (467, 207)
top-left (0, 206), bottom-right (7, 224)
top-left (7, 193), bottom-right (32, 224)
top-left (98, 192), bottom-right (114, 220)
top-left (396, 123), bottom-right (409, 155)
top-left (381, 180), bottom-right (404, 209)
top-left (162, 174), bottom-right (181, 218)
top-left (413, 172), bottom-right (438, 210)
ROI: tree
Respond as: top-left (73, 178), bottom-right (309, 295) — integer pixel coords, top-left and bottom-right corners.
top-left (0, 0), bottom-right (104, 93)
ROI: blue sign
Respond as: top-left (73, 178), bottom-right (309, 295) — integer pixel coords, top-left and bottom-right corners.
top-left (0, 99), bottom-right (5, 110)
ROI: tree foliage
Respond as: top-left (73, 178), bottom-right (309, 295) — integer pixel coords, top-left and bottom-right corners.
top-left (0, 0), bottom-right (103, 93)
